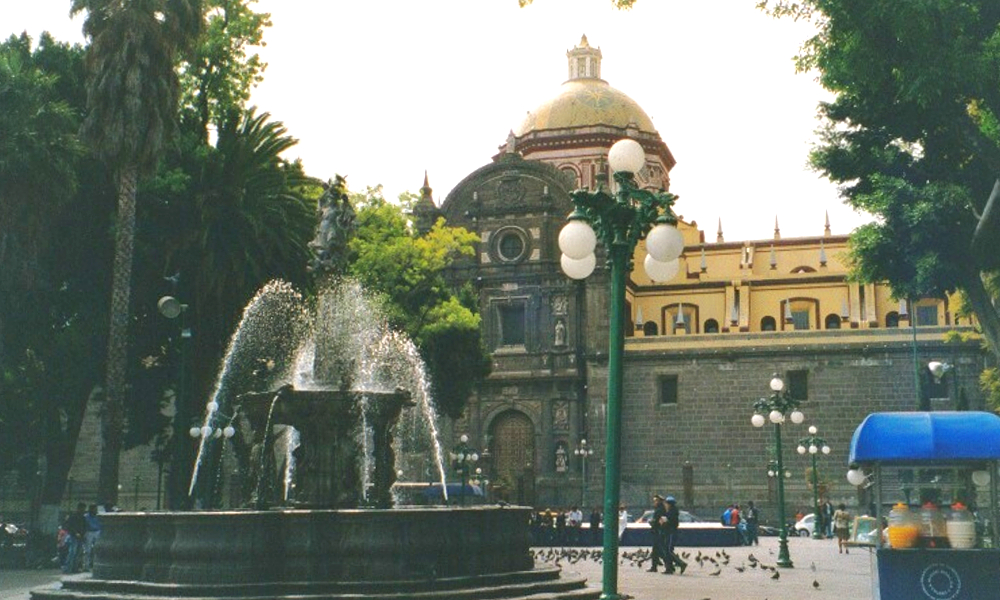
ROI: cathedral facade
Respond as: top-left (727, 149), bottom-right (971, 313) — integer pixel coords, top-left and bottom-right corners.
top-left (433, 37), bottom-right (988, 515)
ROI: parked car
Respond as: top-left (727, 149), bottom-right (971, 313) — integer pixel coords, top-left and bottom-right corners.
top-left (634, 510), bottom-right (707, 524)
top-left (794, 513), bottom-right (816, 537)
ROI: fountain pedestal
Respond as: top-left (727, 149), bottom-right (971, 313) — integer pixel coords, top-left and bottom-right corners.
top-left (238, 387), bottom-right (412, 508)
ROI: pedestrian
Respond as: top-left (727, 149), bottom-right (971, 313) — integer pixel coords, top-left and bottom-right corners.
top-left (646, 494), bottom-right (668, 572)
top-left (721, 504), bottom-right (733, 526)
top-left (744, 501), bottom-right (760, 546)
top-left (833, 503), bottom-right (852, 554)
top-left (567, 506), bottom-right (583, 545)
top-left (822, 499), bottom-right (835, 538)
top-left (617, 504), bottom-right (629, 541)
top-left (663, 496), bottom-right (688, 574)
top-left (589, 506), bottom-right (602, 545)
top-left (83, 504), bottom-right (102, 571)
top-left (62, 503), bottom-right (87, 574)
top-left (555, 509), bottom-right (568, 545)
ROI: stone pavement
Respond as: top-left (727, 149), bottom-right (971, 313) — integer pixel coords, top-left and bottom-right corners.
top-left (544, 535), bottom-right (873, 600)
top-left (0, 569), bottom-right (63, 600)
top-left (0, 537), bottom-right (868, 600)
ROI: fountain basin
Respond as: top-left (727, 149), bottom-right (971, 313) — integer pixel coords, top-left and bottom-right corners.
top-left (92, 506), bottom-right (532, 584)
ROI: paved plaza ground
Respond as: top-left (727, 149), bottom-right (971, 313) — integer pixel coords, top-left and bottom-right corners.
top-left (543, 535), bottom-right (872, 600)
top-left (0, 536), bottom-right (871, 600)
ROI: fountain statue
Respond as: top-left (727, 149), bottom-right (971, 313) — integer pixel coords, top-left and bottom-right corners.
top-left (32, 280), bottom-right (598, 599)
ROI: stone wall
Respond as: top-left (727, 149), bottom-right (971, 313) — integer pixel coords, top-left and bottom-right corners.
top-left (574, 328), bottom-right (986, 522)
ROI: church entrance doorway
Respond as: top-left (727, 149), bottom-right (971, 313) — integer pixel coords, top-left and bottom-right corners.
top-left (489, 410), bottom-right (535, 506)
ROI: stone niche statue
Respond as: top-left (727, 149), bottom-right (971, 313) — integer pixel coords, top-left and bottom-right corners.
top-left (554, 318), bottom-right (566, 347)
top-left (555, 442), bottom-right (568, 473)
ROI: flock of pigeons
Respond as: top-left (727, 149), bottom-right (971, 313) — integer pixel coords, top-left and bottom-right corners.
top-left (530, 547), bottom-right (823, 591)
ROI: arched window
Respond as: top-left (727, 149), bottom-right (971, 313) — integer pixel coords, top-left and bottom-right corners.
top-left (704, 319), bottom-right (720, 334)
top-left (643, 321), bottom-right (659, 336)
top-left (825, 314), bottom-right (842, 329)
top-left (885, 311), bottom-right (900, 328)
top-left (761, 316), bottom-right (777, 331)
top-left (791, 266), bottom-right (817, 273)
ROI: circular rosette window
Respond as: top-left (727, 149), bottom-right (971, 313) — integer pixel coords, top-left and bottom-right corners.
top-left (492, 226), bottom-right (530, 263)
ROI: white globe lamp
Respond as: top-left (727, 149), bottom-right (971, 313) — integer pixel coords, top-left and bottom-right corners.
top-left (797, 445), bottom-right (806, 455)
top-left (645, 223), bottom-right (685, 262)
top-left (559, 219), bottom-right (597, 260)
top-left (822, 445), bottom-right (831, 455)
top-left (770, 376), bottom-right (784, 392)
top-left (751, 413), bottom-right (766, 428)
top-left (561, 253), bottom-right (597, 280)
top-left (643, 255), bottom-right (679, 282)
top-left (769, 410), bottom-right (784, 424)
top-left (808, 425), bottom-right (818, 435)
top-left (790, 410), bottom-right (805, 424)
top-left (608, 138), bottom-right (646, 174)
top-left (846, 468), bottom-right (866, 486)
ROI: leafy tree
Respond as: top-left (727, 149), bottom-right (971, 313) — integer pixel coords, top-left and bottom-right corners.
top-left (347, 189), bottom-right (490, 418)
top-left (761, 0), bottom-right (1000, 363)
top-left (0, 32), bottom-right (115, 508)
top-left (71, 0), bottom-right (204, 504)
top-left (180, 0), bottom-right (271, 142)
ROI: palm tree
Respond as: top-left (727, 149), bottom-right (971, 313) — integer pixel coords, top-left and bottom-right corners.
top-left (71, 0), bottom-right (203, 504)
top-left (145, 107), bottom-right (315, 506)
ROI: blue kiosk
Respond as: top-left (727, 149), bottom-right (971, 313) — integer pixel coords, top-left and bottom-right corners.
top-left (849, 411), bottom-right (1000, 600)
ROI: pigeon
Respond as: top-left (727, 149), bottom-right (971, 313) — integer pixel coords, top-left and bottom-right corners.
top-left (709, 567), bottom-right (721, 576)
top-left (813, 579), bottom-right (820, 589)
top-left (770, 570), bottom-right (780, 580)
top-left (734, 564), bottom-right (746, 573)
top-left (810, 561), bottom-right (817, 572)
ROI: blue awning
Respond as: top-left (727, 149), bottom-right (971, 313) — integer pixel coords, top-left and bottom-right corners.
top-left (849, 411), bottom-right (1000, 463)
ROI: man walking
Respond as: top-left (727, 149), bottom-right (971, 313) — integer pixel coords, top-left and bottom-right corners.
top-left (646, 494), bottom-right (668, 572)
top-left (663, 496), bottom-right (688, 574)
top-left (744, 501), bottom-right (760, 546)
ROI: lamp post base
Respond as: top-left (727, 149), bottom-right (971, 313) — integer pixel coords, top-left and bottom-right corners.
top-left (777, 538), bottom-right (794, 568)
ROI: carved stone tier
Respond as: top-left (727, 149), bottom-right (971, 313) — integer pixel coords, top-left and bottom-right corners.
top-left (237, 386), bottom-right (413, 509)
top-left (88, 508), bottom-right (534, 585)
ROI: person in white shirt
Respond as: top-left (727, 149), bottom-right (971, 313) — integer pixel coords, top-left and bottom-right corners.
top-left (618, 505), bottom-right (629, 541)
top-left (567, 506), bottom-right (583, 544)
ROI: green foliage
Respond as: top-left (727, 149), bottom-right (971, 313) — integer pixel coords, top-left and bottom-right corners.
top-left (981, 367), bottom-right (1000, 413)
top-left (180, 0), bottom-right (270, 140)
top-left (347, 191), bottom-right (489, 418)
top-left (765, 0), bottom-right (1000, 363)
top-left (72, 0), bottom-right (203, 173)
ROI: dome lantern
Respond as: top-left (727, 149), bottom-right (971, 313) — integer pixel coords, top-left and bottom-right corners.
top-left (567, 34), bottom-right (602, 81)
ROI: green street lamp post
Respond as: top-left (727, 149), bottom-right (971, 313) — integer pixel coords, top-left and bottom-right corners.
top-left (751, 374), bottom-right (805, 568)
top-left (558, 138), bottom-right (683, 599)
top-left (797, 426), bottom-right (831, 540)
top-left (450, 434), bottom-right (479, 506)
top-left (574, 438), bottom-right (594, 507)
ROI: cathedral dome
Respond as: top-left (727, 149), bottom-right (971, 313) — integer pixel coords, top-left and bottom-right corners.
top-left (514, 78), bottom-right (657, 137)
top-left (512, 35), bottom-right (658, 137)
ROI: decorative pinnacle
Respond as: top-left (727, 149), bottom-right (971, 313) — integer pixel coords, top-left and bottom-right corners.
top-left (824, 210), bottom-right (831, 236)
top-left (774, 216), bottom-right (781, 240)
top-left (717, 218), bottom-right (724, 243)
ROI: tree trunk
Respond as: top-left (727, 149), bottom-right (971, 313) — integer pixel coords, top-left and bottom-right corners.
top-left (98, 163), bottom-right (139, 505)
top-left (961, 267), bottom-right (1000, 363)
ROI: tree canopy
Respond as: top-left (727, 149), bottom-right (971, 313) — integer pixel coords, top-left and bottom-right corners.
top-left (761, 1), bottom-right (1000, 370)
top-left (347, 188), bottom-right (490, 419)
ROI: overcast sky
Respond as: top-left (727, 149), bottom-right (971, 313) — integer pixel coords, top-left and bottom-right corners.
top-left (6, 0), bottom-right (871, 241)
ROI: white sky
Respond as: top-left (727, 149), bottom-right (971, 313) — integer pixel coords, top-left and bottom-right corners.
top-left (5, 0), bottom-right (871, 241)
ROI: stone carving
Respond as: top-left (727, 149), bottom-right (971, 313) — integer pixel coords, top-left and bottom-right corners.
top-left (308, 175), bottom-right (356, 277)
top-left (552, 295), bottom-right (568, 315)
top-left (555, 442), bottom-right (568, 473)
top-left (553, 400), bottom-right (570, 431)
top-left (498, 177), bottom-right (526, 204)
top-left (554, 318), bottom-right (566, 347)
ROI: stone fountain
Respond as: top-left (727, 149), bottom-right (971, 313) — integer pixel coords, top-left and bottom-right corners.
top-left (32, 280), bottom-right (598, 600)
